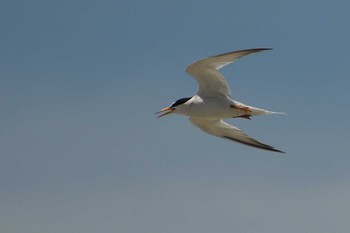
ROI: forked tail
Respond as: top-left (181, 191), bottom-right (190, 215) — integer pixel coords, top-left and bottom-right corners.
top-left (249, 106), bottom-right (286, 116)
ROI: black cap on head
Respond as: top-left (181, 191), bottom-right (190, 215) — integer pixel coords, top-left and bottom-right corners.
top-left (170, 97), bottom-right (191, 108)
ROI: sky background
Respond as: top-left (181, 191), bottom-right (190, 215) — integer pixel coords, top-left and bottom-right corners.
top-left (1, 0), bottom-right (350, 232)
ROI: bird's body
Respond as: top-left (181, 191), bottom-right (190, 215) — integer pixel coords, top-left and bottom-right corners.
top-left (174, 95), bottom-right (235, 118)
top-left (156, 48), bottom-right (285, 153)
top-left (174, 95), bottom-right (277, 119)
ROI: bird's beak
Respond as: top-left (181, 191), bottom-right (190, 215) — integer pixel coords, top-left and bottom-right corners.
top-left (155, 107), bottom-right (175, 118)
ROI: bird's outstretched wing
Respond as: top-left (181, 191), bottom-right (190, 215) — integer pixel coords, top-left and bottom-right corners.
top-left (189, 117), bottom-right (284, 153)
top-left (185, 48), bottom-right (271, 98)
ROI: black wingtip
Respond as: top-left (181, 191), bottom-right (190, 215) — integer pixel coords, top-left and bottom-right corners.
top-left (222, 136), bottom-right (285, 154)
top-left (257, 146), bottom-right (285, 154)
top-left (271, 148), bottom-right (286, 154)
top-left (258, 145), bottom-right (285, 154)
top-left (249, 48), bottom-right (273, 54)
top-left (238, 48), bottom-right (273, 53)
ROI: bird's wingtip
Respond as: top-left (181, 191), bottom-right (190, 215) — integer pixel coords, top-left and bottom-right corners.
top-left (273, 148), bottom-right (286, 154)
top-left (251, 47), bottom-right (273, 52)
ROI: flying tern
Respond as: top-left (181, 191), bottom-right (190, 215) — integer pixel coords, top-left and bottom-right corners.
top-left (156, 48), bottom-right (284, 153)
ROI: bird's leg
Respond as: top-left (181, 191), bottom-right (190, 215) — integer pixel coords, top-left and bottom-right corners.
top-left (230, 105), bottom-right (252, 120)
top-left (234, 114), bottom-right (251, 120)
top-left (230, 104), bottom-right (252, 112)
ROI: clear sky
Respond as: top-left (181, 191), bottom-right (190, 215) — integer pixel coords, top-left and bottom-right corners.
top-left (1, 0), bottom-right (350, 232)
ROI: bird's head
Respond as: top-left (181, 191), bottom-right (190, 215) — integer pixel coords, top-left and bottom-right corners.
top-left (156, 97), bottom-right (191, 118)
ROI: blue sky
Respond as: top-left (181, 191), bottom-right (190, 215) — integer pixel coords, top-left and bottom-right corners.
top-left (1, 0), bottom-right (350, 232)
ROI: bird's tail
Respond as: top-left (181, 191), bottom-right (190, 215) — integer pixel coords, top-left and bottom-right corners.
top-left (233, 101), bottom-right (285, 117)
top-left (248, 106), bottom-right (286, 116)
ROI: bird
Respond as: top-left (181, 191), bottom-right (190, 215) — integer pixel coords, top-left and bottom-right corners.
top-left (156, 48), bottom-right (285, 153)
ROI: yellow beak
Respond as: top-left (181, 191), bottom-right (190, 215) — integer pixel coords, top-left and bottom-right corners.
top-left (155, 107), bottom-right (175, 118)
